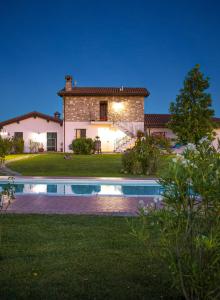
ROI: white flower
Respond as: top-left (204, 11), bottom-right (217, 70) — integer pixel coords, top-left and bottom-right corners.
top-left (172, 158), bottom-right (177, 163)
top-left (181, 159), bottom-right (189, 166)
top-left (153, 196), bottom-right (158, 203)
top-left (138, 200), bottom-right (145, 208)
top-left (186, 143), bottom-right (197, 151)
top-left (192, 164), bottom-right (198, 169)
top-left (143, 207), bottom-right (149, 215)
top-left (186, 178), bottom-right (192, 185)
top-left (153, 196), bottom-right (163, 203)
top-left (199, 136), bottom-right (209, 144)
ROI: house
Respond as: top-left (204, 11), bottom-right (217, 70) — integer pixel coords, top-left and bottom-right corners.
top-left (0, 111), bottom-right (63, 152)
top-left (0, 75), bottom-right (219, 153)
top-left (144, 114), bottom-right (220, 148)
top-left (57, 75), bottom-right (149, 152)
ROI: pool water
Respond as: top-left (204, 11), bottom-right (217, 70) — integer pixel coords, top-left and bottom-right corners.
top-left (0, 181), bottom-right (163, 197)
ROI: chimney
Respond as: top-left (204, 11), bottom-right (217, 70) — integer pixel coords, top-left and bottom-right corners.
top-left (54, 111), bottom-right (61, 119)
top-left (65, 75), bottom-right (73, 91)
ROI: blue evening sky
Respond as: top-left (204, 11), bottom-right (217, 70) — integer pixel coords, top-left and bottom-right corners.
top-left (0, 0), bottom-right (219, 120)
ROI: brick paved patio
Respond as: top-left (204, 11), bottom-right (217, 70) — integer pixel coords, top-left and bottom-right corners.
top-left (4, 194), bottom-right (154, 216)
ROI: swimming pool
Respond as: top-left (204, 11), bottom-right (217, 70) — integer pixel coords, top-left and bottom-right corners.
top-left (0, 178), bottom-right (162, 197)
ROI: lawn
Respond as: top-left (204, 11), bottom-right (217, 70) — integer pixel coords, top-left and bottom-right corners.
top-left (5, 154), bottom-right (33, 161)
top-left (0, 214), bottom-right (179, 300)
top-left (6, 153), bottom-right (171, 177)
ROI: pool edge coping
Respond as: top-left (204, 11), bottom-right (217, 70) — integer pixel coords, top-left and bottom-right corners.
top-left (0, 175), bottom-right (159, 184)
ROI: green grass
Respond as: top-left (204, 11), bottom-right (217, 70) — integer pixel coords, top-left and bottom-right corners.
top-left (6, 153), bottom-right (172, 177)
top-left (0, 214), bottom-right (178, 300)
top-left (5, 154), bottom-right (34, 161)
top-left (6, 153), bottom-right (134, 177)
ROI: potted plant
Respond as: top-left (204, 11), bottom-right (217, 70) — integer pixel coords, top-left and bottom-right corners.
top-left (38, 143), bottom-right (44, 152)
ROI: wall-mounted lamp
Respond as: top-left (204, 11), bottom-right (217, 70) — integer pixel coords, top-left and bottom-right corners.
top-left (113, 101), bottom-right (124, 112)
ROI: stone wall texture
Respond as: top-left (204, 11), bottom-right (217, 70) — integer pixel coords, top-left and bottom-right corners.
top-left (64, 96), bottom-right (144, 122)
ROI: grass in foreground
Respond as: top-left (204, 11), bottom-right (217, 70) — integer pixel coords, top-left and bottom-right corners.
top-left (0, 214), bottom-right (178, 300)
top-left (6, 153), bottom-right (172, 177)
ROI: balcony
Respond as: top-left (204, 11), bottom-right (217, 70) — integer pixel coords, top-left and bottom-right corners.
top-left (90, 118), bottom-right (112, 125)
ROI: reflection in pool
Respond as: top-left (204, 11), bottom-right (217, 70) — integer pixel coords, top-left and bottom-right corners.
top-left (71, 185), bottom-right (101, 195)
top-left (0, 182), bottom-right (162, 197)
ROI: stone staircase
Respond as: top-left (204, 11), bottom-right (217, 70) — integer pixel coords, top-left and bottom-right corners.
top-left (114, 122), bottom-right (135, 138)
top-left (114, 122), bottom-right (137, 152)
top-left (114, 135), bottom-right (136, 152)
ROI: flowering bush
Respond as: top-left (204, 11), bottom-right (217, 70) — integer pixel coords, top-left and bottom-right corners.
top-left (133, 138), bottom-right (220, 299)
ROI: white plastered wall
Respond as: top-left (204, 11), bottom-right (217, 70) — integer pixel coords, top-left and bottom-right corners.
top-left (146, 127), bottom-right (176, 139)
top-left (64, 121), bottom-right (143, 152)
top-left (148, 127), bottom-right (220, 150)
top-left (1, 117), bottom-right (63, 152)
top-left (213, 129), bottom-right (220, 149)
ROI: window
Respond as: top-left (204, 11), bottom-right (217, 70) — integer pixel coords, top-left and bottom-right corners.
top-left (14, 132), bottom-right (23, 139)
top-left (47, 132), bottom-right (57, 151)
top-left (75, 129), bottom-right (86, 139)
top-left (100, 101), bottom-right (108, 121)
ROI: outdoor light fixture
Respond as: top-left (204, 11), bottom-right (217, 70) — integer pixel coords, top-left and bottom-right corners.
top-left (113, 101), bottom-right (124, 112)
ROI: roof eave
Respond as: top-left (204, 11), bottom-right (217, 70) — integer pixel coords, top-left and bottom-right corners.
top-left (0, 112), bottom-right (63, 127)
top-left (57, 90), bottom-right (149, 97)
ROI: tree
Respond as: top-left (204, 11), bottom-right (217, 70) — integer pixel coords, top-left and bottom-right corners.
top-left (169, 65), bottom-right (215, 145)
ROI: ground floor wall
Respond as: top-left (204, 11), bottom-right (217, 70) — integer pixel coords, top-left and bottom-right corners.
top-left (1, 117), bottom-right (63, 152)
top-left (146, 127), bottom-right (176, 139)
top-left (213, 129), bottom-right (220, 149)
top-left (147, 127), bottom-right (220, 150)
top-left (64, 121), bottom-right (144, 152)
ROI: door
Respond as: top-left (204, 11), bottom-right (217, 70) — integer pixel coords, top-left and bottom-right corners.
top-left (100, 101), bottom-right (108, 121)
top-left (47, 132), bottom-right (57, 151)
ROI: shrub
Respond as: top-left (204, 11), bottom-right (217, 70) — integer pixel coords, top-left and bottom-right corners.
top-left (122, 133), bottom-right (166, 175)
top-left (133, 138), bottom-right (220, 299)
top-left (121, 150), bottom-right (142, 174)
top-left (12, 137), bottom-right (24, 153)
top-left (0, 136), bottom-right (12, 164)
top-left (71, 138), bottom-right (94, 154)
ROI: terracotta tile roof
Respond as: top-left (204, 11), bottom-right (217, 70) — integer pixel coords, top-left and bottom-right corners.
top-left (144, 114), bottom-right (220, 128)
top-left (144, 114), bottom-right (171, 128)
top-left (0, 111), bottom-right (63, 127)
top-left (58, 87), bottom-right (149, 97)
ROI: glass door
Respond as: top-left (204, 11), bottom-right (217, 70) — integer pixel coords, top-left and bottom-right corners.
top-left (47, 132), bottom-right (57, 151)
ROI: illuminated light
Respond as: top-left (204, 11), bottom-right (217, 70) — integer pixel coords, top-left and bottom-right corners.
top-left (97, 127), bottom-right (126, 152)
top-left (0, 129), bottom-right (8, 137)
top-left (112, 101), bottom-right (124, 112)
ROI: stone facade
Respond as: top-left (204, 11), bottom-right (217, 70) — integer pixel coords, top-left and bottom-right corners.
top-left (64, 96), bottom-right (144, 122)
